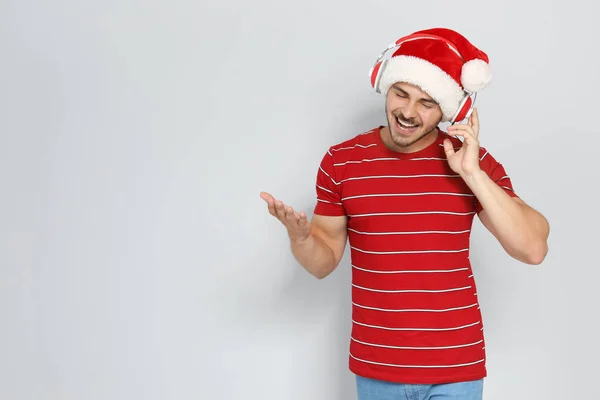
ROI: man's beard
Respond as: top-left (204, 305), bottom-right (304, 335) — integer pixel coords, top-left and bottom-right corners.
top-left (386, 108), bottom-right (439, 148)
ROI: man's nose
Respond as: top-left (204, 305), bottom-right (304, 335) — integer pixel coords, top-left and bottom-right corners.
top-left (401, 102), bottom-right (418, 119)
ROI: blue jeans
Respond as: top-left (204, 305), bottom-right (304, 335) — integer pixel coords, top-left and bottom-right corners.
top-left (356, 375), bottom-right (483, 399)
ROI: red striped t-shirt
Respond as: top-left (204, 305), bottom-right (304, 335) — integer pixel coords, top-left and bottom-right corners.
top-left (313, 126), bottom-right (518, 385)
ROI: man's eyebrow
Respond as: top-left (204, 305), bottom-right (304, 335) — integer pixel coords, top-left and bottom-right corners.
top-left (420, 97), bottom-right (437, 105)
top-left (391, 85), bottom-right (408, 95)
top-left (391, 85), bottom-right (437, 104)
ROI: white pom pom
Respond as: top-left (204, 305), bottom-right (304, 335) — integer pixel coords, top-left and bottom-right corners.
top-left (461, 59), bottom-right (492, 92)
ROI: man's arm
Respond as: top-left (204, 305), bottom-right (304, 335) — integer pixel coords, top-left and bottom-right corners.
top-left (291, 214), bottom-right (348, 279)
top-left (260, 192), bottom-right (348, 279)
top-left (445, 108), bottom-right (550, 265)
top-left (464, 171), bottom-right (550, 265)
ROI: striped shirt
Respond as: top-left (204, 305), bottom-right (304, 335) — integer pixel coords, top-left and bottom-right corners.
top-left (313, 126), bottom-right (518, 385)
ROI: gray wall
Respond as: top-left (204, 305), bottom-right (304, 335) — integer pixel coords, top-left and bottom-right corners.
top-left (1, 0), bottom-right (598, 399)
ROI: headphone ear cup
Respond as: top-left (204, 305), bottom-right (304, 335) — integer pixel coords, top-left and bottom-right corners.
top-left (370, 60), bottom-right (387, 93)
top-left (451, 95), bottom-right (474, 124)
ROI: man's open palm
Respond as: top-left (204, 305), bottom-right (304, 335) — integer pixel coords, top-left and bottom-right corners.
top-left (260, 192), bottom-right (311, 243)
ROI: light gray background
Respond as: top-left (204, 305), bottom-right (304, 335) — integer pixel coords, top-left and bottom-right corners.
top-left (1, 0), bottom-right (598, 399)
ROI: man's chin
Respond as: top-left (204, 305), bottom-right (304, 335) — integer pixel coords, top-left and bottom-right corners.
top-left (392, 137), bottom-right (421, 148)
top-left (390, 128), bottom-right (426, 147)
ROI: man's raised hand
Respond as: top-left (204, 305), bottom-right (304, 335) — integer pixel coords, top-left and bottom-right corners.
top-left (260, 192), bottom-right (311, 243)
top-left (445, 107), bottom-right (482, 178)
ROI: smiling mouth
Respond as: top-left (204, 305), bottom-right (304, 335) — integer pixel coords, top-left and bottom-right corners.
top-left (395, 116), bottom-right (420, 134)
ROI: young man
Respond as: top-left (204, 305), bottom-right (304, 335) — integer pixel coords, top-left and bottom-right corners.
top-left (260, 27), bottom-right (549, 400)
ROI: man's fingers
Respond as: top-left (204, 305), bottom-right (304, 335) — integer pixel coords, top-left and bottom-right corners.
top-left (274, 200), bottom-right (287, 221)
top-left (462, 130), bottom-right (478, 145)
top-left (267, 199), bottom-right (278, 217)
top-left (465, 108), bottom-right (479, 138)
top-left (447, 127), bottom-right (478, 146)
top-left (292, 209), bottom-right (301, 222)
top-left (267, 200), bottom-right (277, 216)
top-left (261, 192), bottom-right (279, 216)
top-left (285, 206), bottom-right (297, 224)
top-left (443, 139), bottom-right (456, 157)
top-left (472, 108), bottom-right (480, 137)
top-left (298, 211), bottom-right (310, 228)
top-left (262, 193), bottom-right (308, 233)
top-left (276, 202), bottom-right (301, 227)
top-left (448, 124), bottom-right (474, 135)
top-left (259, 191), bottom-right (272, 201)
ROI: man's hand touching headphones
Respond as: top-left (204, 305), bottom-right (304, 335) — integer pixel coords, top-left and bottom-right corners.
top-left (444, 107), bottom-right (482, 178)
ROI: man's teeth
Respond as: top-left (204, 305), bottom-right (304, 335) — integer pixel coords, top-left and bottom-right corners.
top-left (397, 118), bottom-right (417, 128)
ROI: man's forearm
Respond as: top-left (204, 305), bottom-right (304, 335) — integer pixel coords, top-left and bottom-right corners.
top-left (290, 234), bottom-right (337, 279)
top-left (464, 169), bottom-right (549, 264)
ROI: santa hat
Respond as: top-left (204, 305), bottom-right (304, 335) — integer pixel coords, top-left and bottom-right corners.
top-left (375, 28), bottom-right (491, 122)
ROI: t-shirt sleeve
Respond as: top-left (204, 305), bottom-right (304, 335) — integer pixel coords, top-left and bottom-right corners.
top-left (313, 148), bottom-right (346, 216)
top-left (474, 147), bottom-right (520, 214)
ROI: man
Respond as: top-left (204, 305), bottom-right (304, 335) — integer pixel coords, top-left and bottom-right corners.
top-left (260, 27), bottom-right (550, 400)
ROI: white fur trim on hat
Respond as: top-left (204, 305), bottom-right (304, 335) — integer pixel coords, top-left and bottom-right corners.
top-left (461, 59), bottom-right (492, 92)
top-left (378, 55), bottom-right (465, 122)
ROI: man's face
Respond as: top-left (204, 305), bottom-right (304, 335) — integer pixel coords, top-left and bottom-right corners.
top-left (385, 82), bottom-right (444, 148)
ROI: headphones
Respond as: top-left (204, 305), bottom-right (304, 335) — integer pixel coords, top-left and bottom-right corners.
top-left (368, 33), bottom-right (477, 125)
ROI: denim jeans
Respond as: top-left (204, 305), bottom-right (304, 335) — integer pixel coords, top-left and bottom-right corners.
top-left (356, 375), bottom-right (483, 400)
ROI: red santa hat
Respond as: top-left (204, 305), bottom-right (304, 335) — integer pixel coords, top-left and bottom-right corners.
top-left (375, 28), bottom-right (492, 122)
